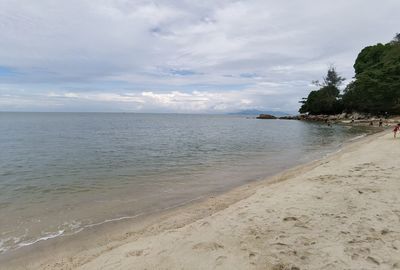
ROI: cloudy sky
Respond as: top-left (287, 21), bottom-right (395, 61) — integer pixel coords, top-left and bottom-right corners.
top-left (0, 0), bottom-right (399, 113)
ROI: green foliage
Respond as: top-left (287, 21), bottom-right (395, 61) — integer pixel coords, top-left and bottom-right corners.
top-left (343, 35), bottom-right (400, 114)
top-left (391, 33), bottom-right (400, 44)
top-left (353, 43), bottom-right (387, 75)
top-left (299, 67), bottom-right (344, 115)
top-left (323, 66), bottom-right (346, 87)
top-left (299, 33), bottom-right (400, 115)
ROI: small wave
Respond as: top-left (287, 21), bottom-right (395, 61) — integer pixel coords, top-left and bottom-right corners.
top-left (17, 230), bottom-right (65, 248)
top-left (0, 235), bottom-right (27, 254)
top-left (82, 214), bottom-right (144, 230)
top-left (323, 148), bottom-right (343, 159)
top-left (0, 195), bottom-right (205, 254)
top-left (0, 238), bottom-right (9, 254)
top-left (348, 133), bottom-right (367, 142)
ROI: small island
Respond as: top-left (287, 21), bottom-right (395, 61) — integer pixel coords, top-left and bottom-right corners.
top-left (256, 114), bottom-right (277, 119)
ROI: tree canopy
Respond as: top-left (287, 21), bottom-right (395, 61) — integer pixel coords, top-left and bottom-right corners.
top-left (299, 33), bottom-right (400, 115)
top-left (299, 66), bottom-right (344, 115)
top-left (343, 35), bottom-right (400, 114)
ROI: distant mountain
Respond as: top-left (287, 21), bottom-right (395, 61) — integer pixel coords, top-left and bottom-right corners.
top-left (228, 109), bottom-right (292, 117)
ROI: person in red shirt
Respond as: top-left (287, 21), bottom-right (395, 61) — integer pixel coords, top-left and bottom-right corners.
top-left (394, 124), bottom-right (400, 138)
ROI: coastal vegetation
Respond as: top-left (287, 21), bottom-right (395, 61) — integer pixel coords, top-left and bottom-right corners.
top-left (299, 66), bottom-right (345, 115)
top-left (300, 33), bottom-right (400, 115)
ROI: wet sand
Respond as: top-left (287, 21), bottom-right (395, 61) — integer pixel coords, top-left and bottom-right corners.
top-left (2, 131), bottom-right (400, 269)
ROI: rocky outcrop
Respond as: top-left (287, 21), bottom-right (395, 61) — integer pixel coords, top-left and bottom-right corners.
top-left (278, 112), bottom-right (374, 121)
top-left (256, 114), bottom-right (277, 119)
top-left (277, 112), bottom-right (396, 126)
top-left (279, 115), bottom-right (301, 120)
top-left (260, 112), bottom-right (398, 127)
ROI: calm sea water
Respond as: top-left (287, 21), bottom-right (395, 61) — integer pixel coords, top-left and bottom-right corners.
top-left (0, 113), bottom-right (372, 254)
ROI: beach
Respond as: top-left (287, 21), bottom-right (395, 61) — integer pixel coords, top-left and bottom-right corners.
top-left (1, 1), bottom-right (399, 269)
top-left (1, 130), bottom-right (398, 269)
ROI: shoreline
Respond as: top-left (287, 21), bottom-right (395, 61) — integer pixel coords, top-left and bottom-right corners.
top-left (0, 129), bottom-right (394, 269)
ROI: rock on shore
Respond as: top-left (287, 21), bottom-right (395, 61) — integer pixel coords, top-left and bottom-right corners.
top-left (256, 114), bottom-right (277, 119)
top-left (276, 113), bottom-right (399, 126)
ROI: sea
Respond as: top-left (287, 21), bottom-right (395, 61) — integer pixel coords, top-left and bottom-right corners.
top-left (0, 112), bottom-right (373, 254)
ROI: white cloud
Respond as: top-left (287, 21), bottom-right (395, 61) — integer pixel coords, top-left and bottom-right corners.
top-left (40, 90), bottom-right (259, 113)
top-left (0, 86), bottom-right (299, 112)
top-left (0, 0), bottom-right (399, 112)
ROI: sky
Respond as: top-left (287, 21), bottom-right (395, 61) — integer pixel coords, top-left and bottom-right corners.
top-left (0, 0), bottom-right (399, 113)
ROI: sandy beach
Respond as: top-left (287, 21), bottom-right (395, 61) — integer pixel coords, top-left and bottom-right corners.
top-left (1, 1), bottom-right (399, 269)
top-left (2, 130), bottom-right (400, 269)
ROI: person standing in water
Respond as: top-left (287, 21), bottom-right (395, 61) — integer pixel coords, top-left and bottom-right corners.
top-left (394, 124), bottom-right (400, 138)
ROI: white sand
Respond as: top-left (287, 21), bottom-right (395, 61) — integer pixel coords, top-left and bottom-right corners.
top-left (4, 131), bottom-right (400, 269)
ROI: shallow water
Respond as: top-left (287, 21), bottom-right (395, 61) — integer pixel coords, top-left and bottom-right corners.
top-left (0, 113), bottom-right (372, 253)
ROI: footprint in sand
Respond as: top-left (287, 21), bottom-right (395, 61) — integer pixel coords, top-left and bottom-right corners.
top-left (238, 212), bottom-right (248, 217)
top-left (249, 252), bottom-right (257, 259)
top-left (283, 216), bottom-right (298, 222)
top-left (192, 242), bottom-right (224, 251)
top-left (272, 263), bottom-right (300, 270)
top-left (248, 252), bottom-right (258, 265)
top-left (215, 255), bottom-right (227, 266)
top-left (366, 256), bottom-right (380, 266)
top-left (125, 250), bottom-right (144, 257)
top-left (200, 221), bottom-right (210, 227)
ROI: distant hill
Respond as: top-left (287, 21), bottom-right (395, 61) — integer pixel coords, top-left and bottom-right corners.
top-left (228, 109), bottom-right (291, 117)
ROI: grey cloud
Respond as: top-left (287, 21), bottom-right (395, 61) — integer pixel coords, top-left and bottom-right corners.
top-left (0, 0), bottom-right (399, 112)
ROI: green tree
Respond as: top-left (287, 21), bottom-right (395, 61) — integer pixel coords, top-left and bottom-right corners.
top-left (323, 66), bottom-right (346, 87)
top-left (299, 66), bottom-right (344, 114)
top-left (391, 33), bottom-right (400, 44)
top-left (300, 33), bottom-right (400, 115)
top-left (343, 34), bottom-right (400, 114)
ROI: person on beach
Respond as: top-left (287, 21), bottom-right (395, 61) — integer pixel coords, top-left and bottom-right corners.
top-left (379, 119), bottom-right (383, 127)
top-left (394, 124), bottom-right (400, 138)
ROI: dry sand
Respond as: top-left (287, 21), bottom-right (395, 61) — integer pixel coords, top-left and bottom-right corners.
top-left (3, 131), bottom-right (400, 269)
